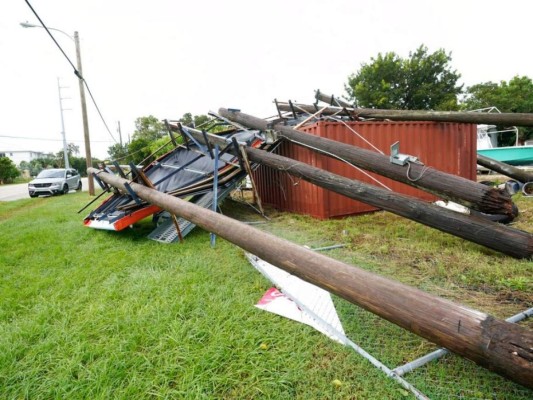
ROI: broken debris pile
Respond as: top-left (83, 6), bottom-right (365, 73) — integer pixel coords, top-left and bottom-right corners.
top-left (81, 90), bottom-right (533, 391)
top-left (83, 91), bottom-right (532, 258)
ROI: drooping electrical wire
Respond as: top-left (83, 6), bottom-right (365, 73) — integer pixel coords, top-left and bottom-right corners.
top-left (24, 0), bottom-right (118, 144)
top-left (82, 82), bottom-right (117, 143)
top-left (0, 135), bottom-right (112, 143)
top-left (23, 0), bottom-right (77, 72)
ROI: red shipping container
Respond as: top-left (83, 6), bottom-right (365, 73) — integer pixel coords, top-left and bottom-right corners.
top-left (253, 120), bottom-right (476, 219)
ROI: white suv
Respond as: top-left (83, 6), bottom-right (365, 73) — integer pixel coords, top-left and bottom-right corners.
top-left (28, 168), bottom-right (82, 197)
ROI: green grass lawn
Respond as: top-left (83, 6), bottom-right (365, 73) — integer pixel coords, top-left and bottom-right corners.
top-left (0, 191), bottom-right (531, 399)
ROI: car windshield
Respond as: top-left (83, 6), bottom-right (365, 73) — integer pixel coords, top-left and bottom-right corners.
top-left (36, 170), bottom-right (64, 179)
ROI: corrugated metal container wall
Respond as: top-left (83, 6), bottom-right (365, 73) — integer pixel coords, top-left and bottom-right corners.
top-left (253, 121), bottom-right (476, 219)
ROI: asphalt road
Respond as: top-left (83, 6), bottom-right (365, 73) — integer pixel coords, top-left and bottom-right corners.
top-left (0, 177), bottom-right (90, 201)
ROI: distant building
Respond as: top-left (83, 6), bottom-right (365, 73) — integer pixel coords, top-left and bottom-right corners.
top-left (0, 150), bottom-right (51, 165)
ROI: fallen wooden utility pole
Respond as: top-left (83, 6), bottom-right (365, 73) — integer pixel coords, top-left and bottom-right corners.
top-left (218, 108), bottom-right (516, 218)
top-left (285, 98), bottom-right (533, 127)
top-left (314, 90), bottom-right (353, 108)
top-left (169, 124), bottom-right (532, 259)
top-left (477, 154), bottom-right (533, 183)
top-left (88, 167), bottom-right (533, 389)
top-left (244, 147), bottom-right (533, 259)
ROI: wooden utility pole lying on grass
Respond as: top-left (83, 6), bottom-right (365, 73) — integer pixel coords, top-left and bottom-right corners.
top-left (168, 123), bottom-right (533, 259)
top-left (244, 147), bottom-right (533, 259)
top-left (218, 108), bottom-right (516, 218)
top-left (477, 154), bottom-right (533, 183)
top-left (88, 167), bottom-right (533, 389)
top-left (286, 97), bottom-right (533, 127)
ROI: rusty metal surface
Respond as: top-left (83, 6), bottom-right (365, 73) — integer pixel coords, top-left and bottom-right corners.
top-left (254, 121), bottom-right (476, 219)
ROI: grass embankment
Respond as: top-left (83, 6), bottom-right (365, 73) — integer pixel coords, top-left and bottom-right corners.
top-left (0, 191), bottom-right (531, 399)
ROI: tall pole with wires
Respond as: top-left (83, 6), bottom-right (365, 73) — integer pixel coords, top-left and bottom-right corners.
top-left (57, 78), bottom-right (70, 169)
top-left (20, 18), bottom-right (97, 195)
top-left (74, 31), bottom-right (94, 195)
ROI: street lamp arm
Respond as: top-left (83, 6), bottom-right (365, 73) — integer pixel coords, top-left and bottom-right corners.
top-left (20, 21), bottom-right (74, 42)
top-left (20, 21), bottom-right (78, 76)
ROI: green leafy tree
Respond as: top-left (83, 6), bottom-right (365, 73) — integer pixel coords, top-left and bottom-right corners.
top-left (107, 143), bottom-right (129, 163)
top-left (123, 116), bottom-right (167, 165)
top-left (132, 115), bottom-right (166, 142)
top-left (127, 137), bottom-right (153, 165)
top-left (179, 113), bottom-right (212, 128)
top-left (23, 156), bottom-right (58, 176)
top-left (346, 52), bottom-right (404, 110)
top-left (462, 75), bottom-right (533, 144)
top-left (179, 112), bottom-right (229, 133)
top-left (108, 114), bottom-right (215, 166)
top-left (70, 157), bottom-right (94, 177)
top-left (19, 160), bottom-right (30, 171)
top-left (54, 143), bottom-right (80, 168)
top-left (67, 143), bottom-right (80, 157)
top-left (346, 45), bottom-right (462, 110)
top-left (147, 137), bottom-right (174, 160)
top-left (0, 157), bottom-right (20, 184)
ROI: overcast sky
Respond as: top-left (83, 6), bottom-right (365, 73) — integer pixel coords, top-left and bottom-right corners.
top-left (1, 0), bottom-right (532, 159)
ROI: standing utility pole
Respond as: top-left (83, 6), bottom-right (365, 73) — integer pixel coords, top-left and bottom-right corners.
top-left (74, 31), bottom-right (94, 195)
top-left (20, 22), bottom-right (95, 195)
top-left (117, 121), bottom-right (123, 146)
top-left (57, 78), bottom-right (70, 169)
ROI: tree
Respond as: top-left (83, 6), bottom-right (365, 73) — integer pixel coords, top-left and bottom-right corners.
top-left (107, 143), bottom-right (129, 163)
top-left (112, 116), bottom-right (167, 165)
top-left (346, 45), bottom-right (463, 110)
top-left (54, 143), bottom-right (80, 168)
top-left (132, 115), bottom-right (166, 142)
top-left (0, 157), bottom-right (20, 184)
top-left (127, 137), bottom-right (153, 165)
top-left (107, 113), bottom-right (214, 165)
top-left (463, 76), bottom-right (533, 144)
top-left (179, 112), bottom-right (212, 128)
top-left (70, 157), bottom-right (94, 177)
top-left (19, 160), bottom-right (30, 172)
top-left (22, 156), bottom-right (58, 177)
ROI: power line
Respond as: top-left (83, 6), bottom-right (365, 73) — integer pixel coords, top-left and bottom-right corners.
top-left (23, 0), bottom-right (77, 73)
top-left (82, 81), bottom-right (117, 143)
top-left (24, 0), bottom-right (118, 144)
top-left (0, 135), bottom-right (113, 143)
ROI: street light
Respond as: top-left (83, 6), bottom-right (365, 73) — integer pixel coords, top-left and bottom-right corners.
top-left (20, 21), bottom-right (95, 195)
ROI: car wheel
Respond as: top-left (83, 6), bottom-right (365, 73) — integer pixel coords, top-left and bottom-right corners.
top-left (76, 181), bottom-right (82, 191)
top-left (29, 193), bottom-right (38, 198)
top-left (62, 184), bottom-right (69, 194)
